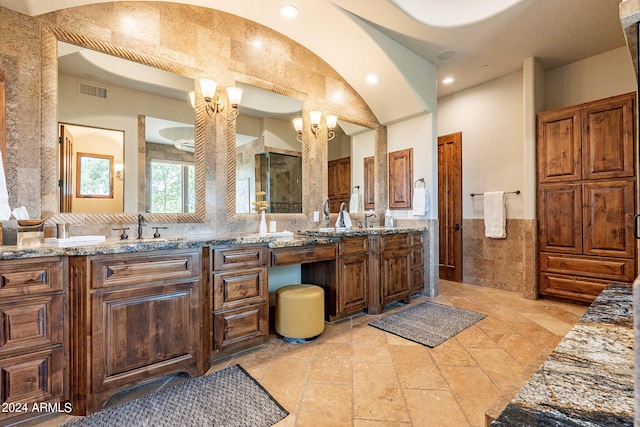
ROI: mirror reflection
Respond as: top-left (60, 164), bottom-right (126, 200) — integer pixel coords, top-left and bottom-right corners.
top-left (235, 82), bottom-right (303, 214)
top-left (327, 121), bottom-right (375, 213)
top-left (56, 41), bottom-right (195, 214)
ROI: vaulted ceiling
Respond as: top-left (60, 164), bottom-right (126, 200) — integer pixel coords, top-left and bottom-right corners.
top-left (0, 0), bottom-right (627, 124)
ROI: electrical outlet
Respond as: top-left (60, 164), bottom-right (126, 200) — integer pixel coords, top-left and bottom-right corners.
top-left (313, 211), bottom-right (320, 222)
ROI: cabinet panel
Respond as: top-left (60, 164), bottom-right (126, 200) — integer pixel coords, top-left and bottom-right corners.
top-left (213, 245), bottom-right (266, 271)
top-left (340, 236), bottom-right (368, 256)
top-left (91, 281), bottom-right (199, 393)
top-left (539, 273), bottom-right (611, 302)
top-left (0, 348), bottom-right (64, 406)
top-left (583, 179), bottom-right (636, 258)
top-left (92, 250), bottom-right (199, 289)
top-left (537, 108), bottom-right (582, 183)
top-left (389, 148), bottom-right (413, 209)
top-left (213, 268), bottom-right (266, 311)
top-left (583, 94), bottom-right (634, 180)
top-left (540, 253), bottom-right (635, 282)
top-left (383, 233), bottom-right (410, 251)
top-left (213, 304), bottom-right (268, 353)
top-left (538, 184), bottom-right (582, 254)
top-left (338, 254), bottom-right (369, 314)
top-left (270, 244), bottom-right (336, 266)
top-left (381, 250), bottom-right (410, 305)
top-left (0, 295), bottom-right (64, 355)
top-left (0, 258), bottom-right (64, 298)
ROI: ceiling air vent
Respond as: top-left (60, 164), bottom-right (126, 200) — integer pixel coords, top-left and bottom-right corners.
top-left (78, 82), bottom-right (108, 99)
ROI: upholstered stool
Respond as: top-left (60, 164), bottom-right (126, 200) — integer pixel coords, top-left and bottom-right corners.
top-left (275, 284), bottom-right (325, 341)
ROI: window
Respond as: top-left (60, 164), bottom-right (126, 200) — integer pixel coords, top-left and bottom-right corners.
top-left (76, 153), bottom-right (113, 198)
top-left (150, 160), bottom-right (195, 213)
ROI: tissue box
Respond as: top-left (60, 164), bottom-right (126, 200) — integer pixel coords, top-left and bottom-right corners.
top-left (18, 220), bottom-right (45, 246)
top-left (0, 220), bottom-right (17, 245)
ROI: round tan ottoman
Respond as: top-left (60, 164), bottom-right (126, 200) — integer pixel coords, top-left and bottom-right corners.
top-left (275, 284), bottom-right (325, 342)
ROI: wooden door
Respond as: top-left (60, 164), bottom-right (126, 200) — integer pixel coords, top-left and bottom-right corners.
top-left (438, 132), bottom-right (462, 282)
top-left (328, 157), bottom-right (350, 212)
top-left (388, 148), bottom-right (413, 209)
top-left (537, 107), bottom-right (582, 183)
top-left (363, 156), bottom-right (375, 209)
top-left (582, 94), bottom-right (635, 180)
top-left (59, 125), bottom-right (74, 212)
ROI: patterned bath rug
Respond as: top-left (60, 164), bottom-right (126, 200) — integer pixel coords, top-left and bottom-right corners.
top-left (63, 364), bottom-right (288, 427)
top-left (369, 301), bottom-right (487, 348)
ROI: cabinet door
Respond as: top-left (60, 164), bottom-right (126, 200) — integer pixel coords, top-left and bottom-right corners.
top-left (213, 268), bottom-right (266, 311)
top-left (213, 303), bottom-right (268, 354)
top-left (388, 148), bottom-right (413, 208)
top-left (537, 107), bottom-right (582, 183)
top-left (583, 94), bottom-right (635, 180)
top-left (338, 254), bottom-right (369, 314)
top-left (538, 183), bottom-right (583, 254)
top-left (381, 250), bottom-right (410, 305)
top-left (583, 179), bottom-right (636, 258)
top-left (91, 280), bottom-right (200, 393)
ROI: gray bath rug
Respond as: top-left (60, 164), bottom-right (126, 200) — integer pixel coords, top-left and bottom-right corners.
top-left (63, 364), bottom-right (288, 427)
top-left (369, 301), bottom-right (487, 348)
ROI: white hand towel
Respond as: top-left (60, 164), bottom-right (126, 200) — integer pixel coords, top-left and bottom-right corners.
top-left (0, 152), bottom-right (10, 220)
top-left (349, 193), bottom-right (360, 213)
top-left (412, 188), bottom-right (429, 216)
top-left (484, 191), bottom-right (506, 238)
top-left (11, 206), bottom-right (29, 220)
top-left (335, 211), bottom-right (353, 228)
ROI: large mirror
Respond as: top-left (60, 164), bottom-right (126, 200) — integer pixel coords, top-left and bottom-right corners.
top-left (53, 38), bottom-right (202, 221)
top-left (327, 121), bottom-right (375, 213)
top-left (232, 77), bottom-right (306, 216)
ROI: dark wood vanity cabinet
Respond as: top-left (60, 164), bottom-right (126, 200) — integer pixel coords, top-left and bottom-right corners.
top-left (337, 237), bottom-right (370, 317)
top-left (409, 232), bottom-right (425, 295)
top-left (211, 245), bottom-right (269, 358)
top-left (0, 257), bottom-right (68, 425)
top-left (380, 233), bottom-right (411, 306)
top-left (69, 249), bottom-right (204, 414)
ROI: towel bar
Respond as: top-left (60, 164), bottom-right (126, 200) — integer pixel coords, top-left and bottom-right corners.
top-left (469, 190), bottom-right (520, 197)
top-left (414, 178), bottom-right (425, 188)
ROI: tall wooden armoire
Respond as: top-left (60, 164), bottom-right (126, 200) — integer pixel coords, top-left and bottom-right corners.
top-left (537, 92), bottom-right (637, 302)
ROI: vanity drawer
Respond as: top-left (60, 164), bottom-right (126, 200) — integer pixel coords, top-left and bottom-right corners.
top-left (0, 257), bottom-right (65, 298)
top-left (270, 244), bottom-right (337, 266)
top-left (340, 236), bottom-right (369, 255)
top-left (0, 295), bottom-right (65, 355)
top-left (410, 232), bottom-right (424, 246)
top-left (91, 249), bottom-right (200, 289)
top-left (382, 233), bottom-right (410, 251)
top-left (213, 267), bottom-right (267, 310)
top-left (212, 303), bottom-right (268, 353)
top-left (539, 272), bottom-right (614, 302)
top-left (540, 253), bottom-right (635, 282)
top-left (213, 245), bottom-right (267, 271)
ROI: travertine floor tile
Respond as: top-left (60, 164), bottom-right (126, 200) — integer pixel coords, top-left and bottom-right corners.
top-left (466, 348), bottom-right (524, 392)
top-left (388, 345), bottom-right (448, 390)
top-left (404, 389), bottom-right (470, 427)
top-left (308, 342), bottom-right (353, 384)
top-left (353, 361), bottom-right (410, 422)
top-left (296, 383), bottom-right (352, 426)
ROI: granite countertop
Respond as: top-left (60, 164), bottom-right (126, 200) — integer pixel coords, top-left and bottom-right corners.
top-left (301, 225), bottom-right (427, 237)
top-left (491, 284), bottom-right (634, 426)
top-left (0, 232), bottom-right (341, 259)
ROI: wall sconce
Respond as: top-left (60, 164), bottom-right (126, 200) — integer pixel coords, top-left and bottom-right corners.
top-left (189, 79), bottom-right (243, 121)
top-left (292, 112), bottom-right (338, 142)
top-left (114, 163), bottom-right (123, 181)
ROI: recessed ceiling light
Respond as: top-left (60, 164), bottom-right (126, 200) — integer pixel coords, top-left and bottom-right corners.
top-left (252, 39), bottom-right (263, 48)
top-left (437, 49), bottom-right (457, 60)
top-left (365, 73), bottom-right (379, 85)
top-left (279, 5), bottom-right (299, 19)
top-left (442, 77), bottom-right (455, 84)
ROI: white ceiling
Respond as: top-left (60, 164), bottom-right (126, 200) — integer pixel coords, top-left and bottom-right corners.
top-left (0, 0), bottom-right (628, 124)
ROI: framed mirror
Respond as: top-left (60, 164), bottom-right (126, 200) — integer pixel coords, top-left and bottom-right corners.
top-left (327, 121), bottom-right (375, 213)
top-left (228, 73), bottom-right (308, 221)
top-left (41, 27), bottom-right (204, 224)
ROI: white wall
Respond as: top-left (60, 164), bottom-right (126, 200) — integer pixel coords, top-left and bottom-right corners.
top-left (545, 47), bottom-right (637, 110)
top-left (438, 71), bottom-right (525, 220)
top-left (387, 113), bottom-right (436, 220)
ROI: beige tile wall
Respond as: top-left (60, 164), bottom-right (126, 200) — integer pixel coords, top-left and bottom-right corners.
top-left (462, 218), bottom-right (537, 299)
